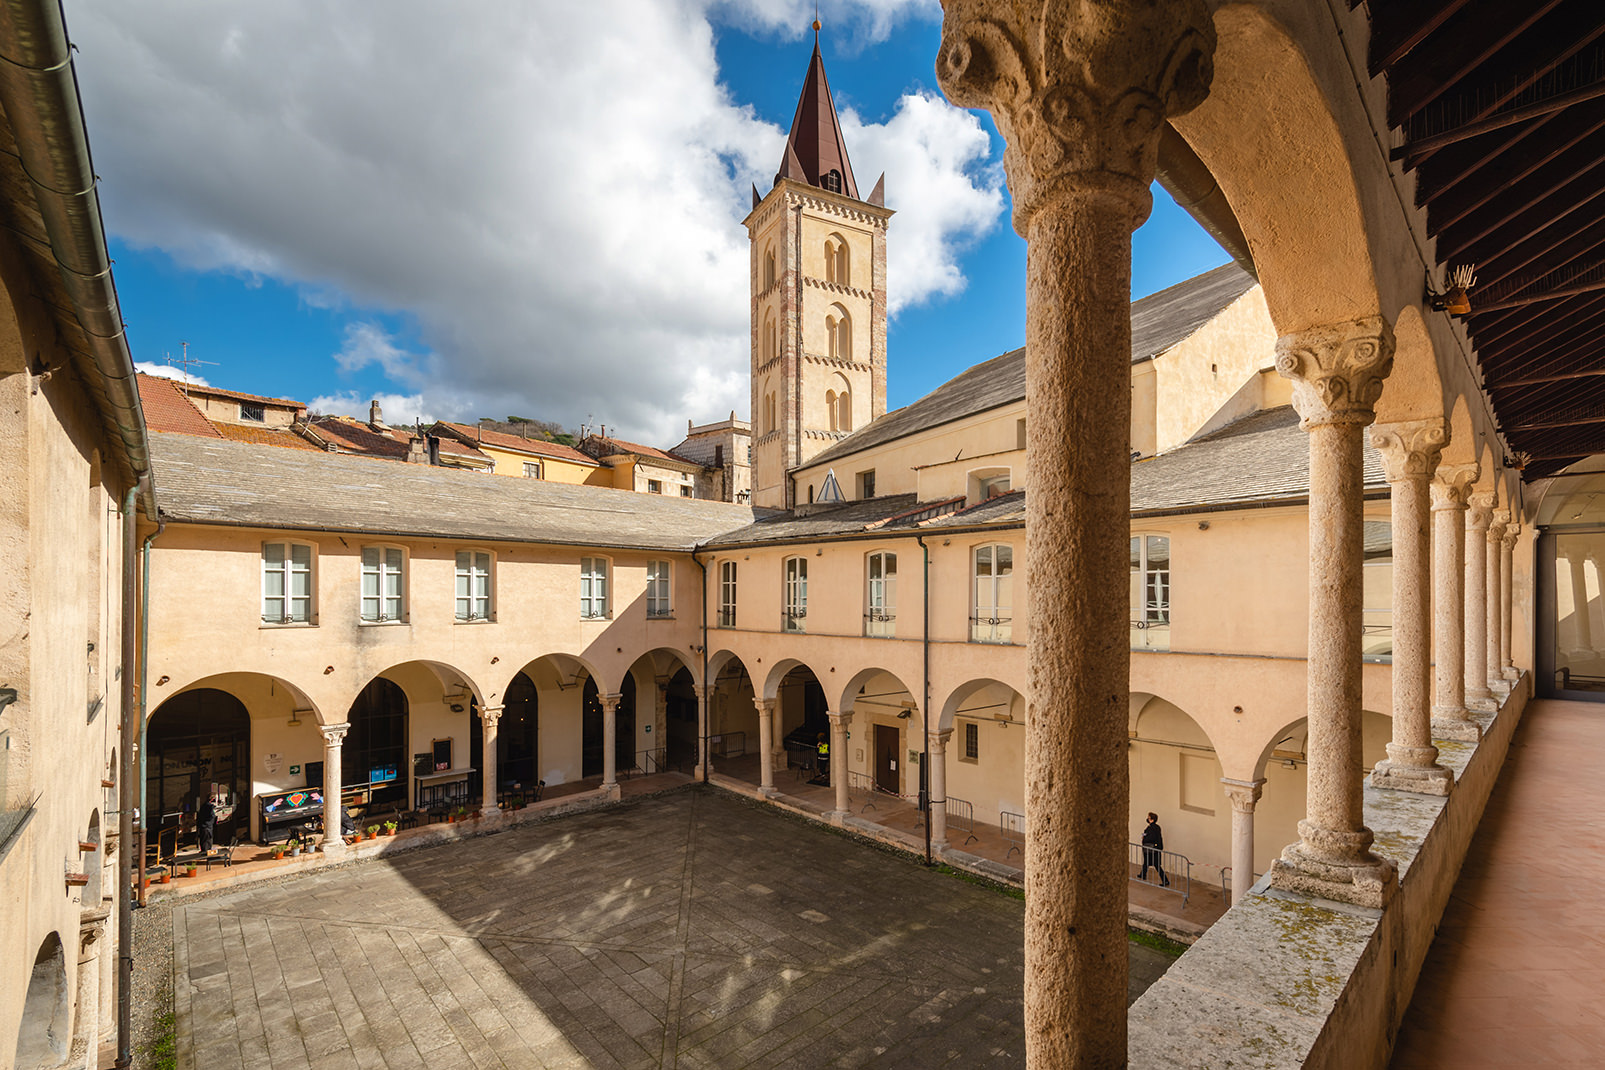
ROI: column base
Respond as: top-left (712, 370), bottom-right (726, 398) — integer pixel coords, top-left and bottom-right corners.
top-left (1370, 758), bottom-right (1453, 796)
top-left (480, 806), bottom-right (504, 822)
top-left (1266, 827), bottom-right (1396, 909)
top-left (1488, 678), bottom-right (1513, 699)
top-left (603, 783), bottom-right (622, 801)
top-left (1431, 708), bottom-right (1484, 742)
top-left (758, 786), bottom-right (780, 800)
top-left (1501, 665), bottom-right (1520, 682)
top-left (825, 809), bottom-right (848, 827)
top-left (693, 764), bottom-right (706, 780)
top-left (1466, 692), bottom-right (1499, 712)
top-left (319, 841), bottom-right (348, 858)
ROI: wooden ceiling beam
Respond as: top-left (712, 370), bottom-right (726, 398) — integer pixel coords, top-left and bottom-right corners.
top-left (1470, 287), bottom-right (1605, 347)
top-left (1386, 0), bottom-right (1565, 126)
top-left (1369, 0), bottom-right (1475, 75)
top-left (1473, 212), bottom-right (1605, 293)
top-left (1419, 102), bottom-right (1605, 219)
top-left (1436, 149), bottom-right (1605, 261)
top-left (1480, 312), bottom-right (1605, 374)
top-left (1397, 78), bottom-right (1605, 164)
top-left (1476, 271), bottom-right (1605, 313)
top-left (1501, 413), bottom-right (1605, 433)
top-left (1489, 367), bottom-right (1605, 391)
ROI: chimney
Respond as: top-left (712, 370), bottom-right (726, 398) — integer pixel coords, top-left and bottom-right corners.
top-left (406, 435), bottom-right (427, 464)
top-left (368, 399), bottom-right (385, 430)
top-left (428, 435), bottom-right (441, 466)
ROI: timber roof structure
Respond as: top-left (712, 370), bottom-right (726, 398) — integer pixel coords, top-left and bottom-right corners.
top-left (147, 432), bottom-right (760, 551)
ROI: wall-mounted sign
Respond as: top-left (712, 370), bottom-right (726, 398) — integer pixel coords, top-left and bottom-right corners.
top-left (644, 724), bottom-right (652, 734)
top-left (263, 752), bottom-right (283, 774)
top-left (289, 764), bottom-right (301, 776)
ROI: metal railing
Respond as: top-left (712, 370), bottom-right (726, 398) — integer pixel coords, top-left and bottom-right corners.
top-left (847, 770), bottom-right (880, 812)
top-left (944, 796), bottom-right (977, 845)
top-left (1000, 810), bottom-right (1025, 858)
top-left (622, 748), bottom-right (667, 779)
top-left (1129, 842), bottom-right (1191, 906)
top-left (709, 732), bottom-right (746, 759)
top-left (1221, 866), bottom-right (1260, 899)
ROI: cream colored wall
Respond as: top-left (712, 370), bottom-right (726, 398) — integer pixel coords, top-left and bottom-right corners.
top-left (1131, 361), bottom-right (1158, 457)
top-left (795, 403), bottom-right (1026, 502)
top-left (1151, 287), bottom-right (1278, 454)
top-left (193, 394), bottom-right (298, 428)
top-left (632, 460), bottom-right (695, 496)
top-left (0, 259), bottom-right (127, 1061)
top-left (477, 443), bottom-right (595, 485)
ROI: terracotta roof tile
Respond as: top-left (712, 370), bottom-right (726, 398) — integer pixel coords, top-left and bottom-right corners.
top-left (182, 382), bottom-right (305, 409)
top-left (135, 374), bottom-right (224, 438)
top-left (433, 422), bottom-right (596, 465)
top-left (214, 423), bottom-right (321, 450)
top-left (582, 434), bottom-right (701, 468)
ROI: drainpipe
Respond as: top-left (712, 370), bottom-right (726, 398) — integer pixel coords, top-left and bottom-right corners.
top-left (115, 478), bottom-right (143, 1068)
top-left (136, 513), bottom-right (167, 907)
top-left (916, 535), bottom-right (932, 865)
top-left (693, 551), bottom-right (709, 783)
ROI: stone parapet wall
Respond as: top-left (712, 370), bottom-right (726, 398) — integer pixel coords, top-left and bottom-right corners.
top-left (1128, 674), bottom-right (1531, 1068)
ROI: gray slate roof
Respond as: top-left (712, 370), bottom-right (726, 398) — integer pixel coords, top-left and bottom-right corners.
top-left (148, 432), bottom-right (760, 551)
top-left (804, 263), bottom-right (1257, 471)
top-left (705, 404), bottom-right (1383, 548)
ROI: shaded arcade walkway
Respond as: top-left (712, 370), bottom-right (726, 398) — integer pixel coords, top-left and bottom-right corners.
top-left (1392, 699), bottom-right (1605, 1068)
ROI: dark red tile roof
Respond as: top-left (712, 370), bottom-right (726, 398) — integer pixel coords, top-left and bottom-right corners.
top-left (214, 423), bottom-right (321, 451)
top-left (136, 374), bottom-right (224, 438)
top-left (433, 421), bottom-right (596, 465)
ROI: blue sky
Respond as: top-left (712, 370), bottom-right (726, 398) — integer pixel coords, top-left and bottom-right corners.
top-left (78, 2), bottom-right (1228, 438)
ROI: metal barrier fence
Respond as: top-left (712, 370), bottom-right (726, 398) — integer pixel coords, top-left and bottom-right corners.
top-left (621, 748), bottom-right (667, 778)
top-left (709, 732), bottom-right (746, 759)
top-left (847, 770), bottom-right (880, 812)
top-left (1221, 866), bottom-right (1260, 899)
top-left (784, 741), bottom-right (818, 780)
top-left (1128, 842), bottom-right (1191, 905)
top-left (1000, 810), bottom-right (1025, 858)
top-left (944, 796), bottom-right (977, 845)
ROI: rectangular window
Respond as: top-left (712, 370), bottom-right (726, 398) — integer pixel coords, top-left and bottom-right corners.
top-left (858, 469), bottom-right (877, 499)
top-left (648, 479), bottom-right (663, 494)
top-left (866, 551), bottom-right (896, 637)
top-left (647, 560), bottom-right (672, 618)
top-left (1016, 417), bottom-right (1026, 451)
top-left (718, 560), bottom-right (738, 628)
top-left (523, 461), bottom-right (543, 478)
top-left (261, 542), bottom-right (313, 624)
top-left (240, 401), bottom-right (266, 422)
top-left (962, 722), bottom-right (979, 762)
top-left (360, 546), bottom-right (404, 623)
top-left (455, 550), bottom-right (492, 621)
top-left (1363, 520), bottom-right (1393, 659)
top-left (784, 556), bottom-right (808, 632)
top-left (679, 484), bottom-right (692, 498)
top-left (580, 557), bottom-right (610, 619)
top-left (971, 544), bottom-right (1014, 643)
top-left (1130, 535), bottom-right (1170, 650)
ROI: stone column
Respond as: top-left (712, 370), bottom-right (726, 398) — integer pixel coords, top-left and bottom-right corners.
top-left (1266, 318), bottom-right (1398, 909)
top-left (320, 722), bottom-right (350, 852)
top-left (1501, 525), bottom-right (1519, 680)
top-left (69, 910), bottom-right (108, 1069)
top-left (1432, 467), bottom-right (1482, 742)
top-left (827, 710), bottom-right (852, 818)
top-left (1369, 421), bottom-right (1453, 795)
top-left (928, 729), bottom-right (952, 849)
top-left (479, 705), bottom-right (504, 817)
top-left (754, 697), bottom-right (776, 795)
top-left (1568, 551), bottom-right (1593, 656)
top-left (693, 685), bottom-right (710, 779)
top-left (1219, 779), bottom-right (1264, 906)
top-left (1464, 492), bottom-right (1497, 710)
top-left (600, 693), bottom-right (620, 794)
top-left (1486, 513), bottom-right (1509, 698)
top-left (936, 6), bottom-right (1215, 1063)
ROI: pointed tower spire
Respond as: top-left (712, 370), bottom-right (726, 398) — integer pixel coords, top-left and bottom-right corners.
top-left (774, 25), bottom-right (859, 199)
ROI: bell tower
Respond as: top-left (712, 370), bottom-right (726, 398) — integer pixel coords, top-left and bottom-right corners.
top-left (743, 25), bottom-right (892, 509)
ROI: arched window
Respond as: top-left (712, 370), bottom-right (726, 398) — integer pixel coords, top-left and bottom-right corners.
top-left (827, 373), bottom-right (852, 432)
top-left (762, 311), bottom-right (776, 363)
top-left (822, 169), bottom-right (843, 194)
top-left (764, 390), bottom-right (777, 435)
top-left (825, 233), bottom-right (850, 286)
top-left (827, 304), bottom-right (852, 362)
top-left (826, 390), bottom-right (838, 431)
top-left (763, 246), bottom-right (776, 290)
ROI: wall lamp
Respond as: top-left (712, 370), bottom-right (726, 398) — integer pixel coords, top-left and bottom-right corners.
top-left (1428, 264), bottom-right (1476, 315)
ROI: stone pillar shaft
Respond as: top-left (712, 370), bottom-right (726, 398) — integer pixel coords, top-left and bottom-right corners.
top-left (480, 705), bottom-right (503, 816)
top-left (601, 694), bottom-right (620, 790)
top-left (1501, 529), bottom-right (1518, 678)
top-left (1464, 495), bottom-right (1495, 707)
top-left (928, 729), bottom-right (951, 849)
top-left (827, 710), bottom-right (851, 815)
top-left (1369, 422), bottom-right (1452, 795)
top-left (694, 686), bottom-right (710, 779)
top-left (1486, 516), bottom-right (1507, 695)
top-left (1220, 779), bottom-right (1263, 906)
top-left (320, 722), bottom-right (350, 850)
top-left (755, 698), bottom-right (776, 793)
top-left (1432, 468), bottom-right (1480, 741)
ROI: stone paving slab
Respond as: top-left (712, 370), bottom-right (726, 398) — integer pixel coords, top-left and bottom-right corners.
top-left (173, 786), bottom-right (1172, 1068)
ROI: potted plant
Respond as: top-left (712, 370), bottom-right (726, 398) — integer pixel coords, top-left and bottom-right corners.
top-left (270, 846), bottom-right (285, 860)
top-left (158, 869), bottom-right (171, 884)
top-left (183, 864), bottom-right (198, 879)
top-left (287, 834), bottom-right (302, 858)
top-left (383, 820), bottom-right (397, 836)
top-left (364, 824), bottom-right (377, 840)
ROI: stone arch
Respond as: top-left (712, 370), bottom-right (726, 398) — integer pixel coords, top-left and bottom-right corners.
top-left (145, 686), bottom-right (254, 846)
top-left (937, 677), bottom-right (1026, 825)
top-left (1443, 393), bottom-right (1479, 466)
top-left (826, 302), bottom-right (853, 362)
top-left (1170, 5), bottom-right (1381, 335)
top-left (14, 933), bottom-right (69, 1069)
top-left (760, 656), bottom-right (827, 701)
top-left (937, 677), bottom-right (1023, 732)
top-left (1374, 303), bottom-right (1446, 426)
top-left (705, 651), bottom-right (757, 761)
top-left (83, 809), bottom-right (102, 906)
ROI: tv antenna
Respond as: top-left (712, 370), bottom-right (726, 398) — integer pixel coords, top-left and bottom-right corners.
top-left (163, 341), bottom-right (217, 394)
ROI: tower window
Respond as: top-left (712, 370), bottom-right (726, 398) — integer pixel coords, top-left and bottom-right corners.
top-left (827, 305), bottom-right (852, 362)
top-left (825, 233), bottom-right (850, 287)
top-left (822, 170), bottom-right (842, 194)
top-left (764, 246), bottom-right (776, 290)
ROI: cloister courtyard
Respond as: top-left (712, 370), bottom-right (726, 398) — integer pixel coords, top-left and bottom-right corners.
top-left (137, 787), bottom-right (1176, 1069)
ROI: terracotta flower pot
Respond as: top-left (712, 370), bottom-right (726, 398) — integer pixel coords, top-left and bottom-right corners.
top-left (159, 873), bottom-right (171, 884)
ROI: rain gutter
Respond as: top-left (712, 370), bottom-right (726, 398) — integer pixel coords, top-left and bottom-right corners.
top-left (1156, 124), bottom-right (1257, 280)
top-left (0, 0), bottom-right (155, 516)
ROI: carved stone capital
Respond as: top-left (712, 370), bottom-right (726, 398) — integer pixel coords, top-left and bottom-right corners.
top-left (752, 697), bottom-right (775, 715)
top-left (1369, 419), bottom-right (1447, 483)
top-left (599, 693), bottom-right (622, 713)
top-left (928, 728), bottom-right (953, 752)
top-left (1488, 510), bottom-right (1510, 543)
top-left (936, 0), bottom-right (1215, 230)
top-left (478, 705), bottom-right (504, 727)
top-left (1431, 464), bottom-right (1479, 510)
top-left (826, 709), bottom-right (853, 729)
top-left (1467, 491), bottom-right (1497, 531)
top-left (320, 721), bottom-right (351, 747)
top-left (1274, 318), bottom-right (1396, 428)
top-left (1219, 777), bottom-right (1264, 814)
top-left (1501, 523), bottom-right (1521, 550)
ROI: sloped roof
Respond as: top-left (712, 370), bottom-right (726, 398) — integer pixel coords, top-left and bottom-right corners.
top-left (183, 381), bottom-right (305, 410)
top-left (135, 374), bottom-right (224, 439)
top-left (775, 37), bottom-right (858, 199)
top-left (582, 434), bottom-right (701, 470)
top-left (803, 263), bottom-right (1258, 471)
top-left (214, 423), bottom-right (321, 451)
top-left (301, 417), bottom-right (490, 465)
top-left (434, 421), bottom-right (597, 465)
top-left (148, 432), bottom-right (760, 551)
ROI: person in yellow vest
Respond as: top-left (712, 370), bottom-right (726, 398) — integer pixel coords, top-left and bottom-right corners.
top-left (816, 733), bottom-right (829, 781)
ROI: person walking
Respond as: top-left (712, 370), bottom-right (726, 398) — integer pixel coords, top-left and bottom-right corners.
top-left (196, 797), bottom-right (217, 856)
top-left (815, 733), bottom-right (830, 782)
top-left (1139, 812), bottom-right (1170, 887)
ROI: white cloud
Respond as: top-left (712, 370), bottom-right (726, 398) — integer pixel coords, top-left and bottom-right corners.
top-left (308, 391), bottom-right (435, 427)
top-left (134, 360), bottom-right (211, 388)
top-left (68, 1), bottom-right (996, 445)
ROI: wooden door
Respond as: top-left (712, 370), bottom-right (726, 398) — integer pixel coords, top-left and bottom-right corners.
top-left (874, 724), bottom-right (899, 794)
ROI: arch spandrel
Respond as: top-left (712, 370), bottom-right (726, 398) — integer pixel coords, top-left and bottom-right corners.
top-left (833, 666), bottom-right (917, 719)
top-left (1169, 5), bottom-right (1380, 334)
top-left (157, 671), bottom-right (323, 725)
top-left (1374, 304), bottom-right (1446, 426)
top-left (761, 657), bottom-right (826, 702)
top-left (937, 678), bottom-right (1023, 732)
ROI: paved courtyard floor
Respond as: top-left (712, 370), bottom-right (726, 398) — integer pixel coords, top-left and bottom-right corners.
top-left (170, 785), bottom-right (1173, 1069)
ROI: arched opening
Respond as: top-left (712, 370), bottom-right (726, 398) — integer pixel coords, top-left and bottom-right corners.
top-left (83, 810), bottom-right (102, 906)
top-left (762, 311), bottom-right (776, 363)
top-left (706, 653), bottom-right (757, 766)
top-left (1536, 473), bottom-right (1605, 698)
top-left (343, 677), bottom-right (410, 811)
top-left (838, 668), bottom-right (918, 798)
top-left (664, 667), bottom-right (698, 772)
top-left (469, 670), bottom-right (539, 799)
top-left (763, 245), bottom-right (776, 290)
top-left (14, 934), bottom-right (69, 1069)
top-left (826, 304), bottom-right (852, 362)
top-left (146, 688), bottom-right (250, 851)
top-left (938, 678), bottom-right (1025, 827)
top-left (1128, 694), bottom-right (1230, 886)
top-left (580, 676), bottom-right (636, 779)
top-left (825, 232), bottom-right (850, 286)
